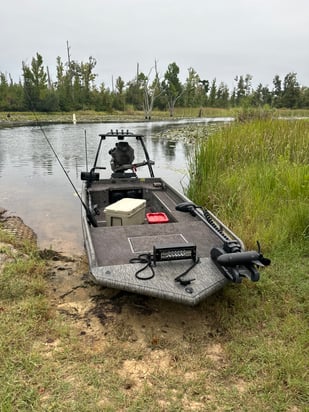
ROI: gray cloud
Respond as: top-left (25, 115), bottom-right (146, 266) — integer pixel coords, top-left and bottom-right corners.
top-left (1, 0), bottom-right (308, 89)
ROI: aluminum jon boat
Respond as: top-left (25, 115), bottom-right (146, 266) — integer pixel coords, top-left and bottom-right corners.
top-left (81, 130), bottom-right (270, 305)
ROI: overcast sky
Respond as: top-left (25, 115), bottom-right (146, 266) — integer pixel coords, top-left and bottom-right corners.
top-left (1, 0), bottom-right (308, 90)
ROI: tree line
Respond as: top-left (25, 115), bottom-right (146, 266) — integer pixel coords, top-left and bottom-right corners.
top-left (1, 52), bottom-right (308, 117)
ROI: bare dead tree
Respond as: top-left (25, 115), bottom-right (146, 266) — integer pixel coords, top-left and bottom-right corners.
top-left (46, 66), bottom-right (52, 89)
top-left (143, 60), bottom-right (163, 120)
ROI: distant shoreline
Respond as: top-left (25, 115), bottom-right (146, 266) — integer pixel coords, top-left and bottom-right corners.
top-left (0, 110), bottom-right (228, 129)
top-left (1, 108), bottom-right (308, 129)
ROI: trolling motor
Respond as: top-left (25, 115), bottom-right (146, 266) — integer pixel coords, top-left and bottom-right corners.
top-left (210, 241), bottom-right (271, 283)
top-left (175, 202), bottom-right (271, 283)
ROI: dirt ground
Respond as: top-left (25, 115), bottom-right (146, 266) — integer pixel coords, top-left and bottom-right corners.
top-left (0, 208), bottom-right (227, 397)
top-left (42, 250), bottom-right (228, 396)
top-left (43, 250), bottom-right (225, 351)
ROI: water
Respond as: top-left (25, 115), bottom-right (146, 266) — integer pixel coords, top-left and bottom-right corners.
top-left (0, 118), bottom-right (230, 254)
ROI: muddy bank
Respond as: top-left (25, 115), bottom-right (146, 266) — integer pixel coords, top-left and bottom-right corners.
top-left (0, 207), bottom-right (225, 366)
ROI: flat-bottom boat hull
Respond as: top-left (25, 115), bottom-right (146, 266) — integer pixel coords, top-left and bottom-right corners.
top-left (81, 177), bottom-right (240, 305)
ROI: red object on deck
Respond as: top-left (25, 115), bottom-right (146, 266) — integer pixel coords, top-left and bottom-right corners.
top-left (146, 212), bottom-right (169, 224)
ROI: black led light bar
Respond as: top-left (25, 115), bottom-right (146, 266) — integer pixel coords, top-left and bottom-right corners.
top-left (153, 243), bottom-right (197, 265)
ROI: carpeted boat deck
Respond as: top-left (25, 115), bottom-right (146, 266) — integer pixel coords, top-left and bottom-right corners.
top-left (89, 220), bottom-right (226, 305)
top-left (90, 221), bottom-right (222, 266)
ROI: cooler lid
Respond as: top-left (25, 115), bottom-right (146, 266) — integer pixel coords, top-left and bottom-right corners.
top-left (104, 198), bottom-right (146, 214)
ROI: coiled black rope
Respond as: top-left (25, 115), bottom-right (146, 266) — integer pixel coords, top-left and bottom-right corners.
top-left (129, 253), bottom-right (155, 280)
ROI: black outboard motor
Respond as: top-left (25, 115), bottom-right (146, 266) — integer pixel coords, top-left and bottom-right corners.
top-left (109, 142), bottom-right (135, 172)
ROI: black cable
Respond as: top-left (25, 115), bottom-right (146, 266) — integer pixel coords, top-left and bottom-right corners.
top-left (130, 253), bottom-right (200, 285)
top-left (174, 257), bottom-right (200, 285)
top-left (129, 253), bottom-right (155, 280)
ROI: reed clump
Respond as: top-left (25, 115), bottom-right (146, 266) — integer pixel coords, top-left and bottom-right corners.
top-left (187, 119), bottom-right (309, 250)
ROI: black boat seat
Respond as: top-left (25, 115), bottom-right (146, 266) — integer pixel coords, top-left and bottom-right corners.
top-left (109, 142), bottom-right (135, 171)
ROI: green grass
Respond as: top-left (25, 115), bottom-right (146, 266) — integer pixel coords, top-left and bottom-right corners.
top-left (187, 119), bottom-right (309, 250)
top-left (185, 119), bottom-right (309, 409)
top-left (1, 118), bottom-right (309, 411)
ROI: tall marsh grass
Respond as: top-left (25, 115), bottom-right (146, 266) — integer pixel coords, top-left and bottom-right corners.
top-left (187, 119), bottom-right (309, 250)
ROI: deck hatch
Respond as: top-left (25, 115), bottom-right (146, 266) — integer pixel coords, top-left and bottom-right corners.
top-left (128, 233), bottom-right (188, 253)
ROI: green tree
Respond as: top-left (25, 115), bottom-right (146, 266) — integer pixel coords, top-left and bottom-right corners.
top-left (113, 76), bottom-right (125, 110)
top-left (80, 56), bottom-right (97, 106)
top-left (216, 82), bottom-right (230, 108)
top-left (299, 86), bottom-right (309, 108)
top-left (55, 50), bottom-right (98, 110)
top-left (126, 72), bottom-right (147, 110)
top-left (234, 74), bottom-right (252, 106)
top-left (0, 74), bottom-right (24, 111)
top-left (209, 79), bottom-right (217, 107)
top-left (115, 76), bottom-right (125, 94)
top-left (22, 53), bottom-right (48, 110)
top-left (183, 68), bottom-right (200, 107)
top-left (2, 52), bottom-right (308, 113)
top-left (92, 82), bottom-right (113, 112)
top-left (251, 83), bottom-right (272, 107)
top-left (0, 72), bottom-right (9, 110)
top-left (198, 79), bottom-right (210, 107)
top-left (234, 75), bottom-right (245, 105)
top-left (272, 74), bottom-right (282, 107)
top-left (281, 72), bottom-right (300, 108)
top-left (55, 56), bottom-right (72, 110)
top-left (162, 62), bottom-right (183, 116)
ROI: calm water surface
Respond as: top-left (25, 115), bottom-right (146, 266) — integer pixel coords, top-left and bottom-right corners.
top-left (0, 119), bottom-right (230, 254)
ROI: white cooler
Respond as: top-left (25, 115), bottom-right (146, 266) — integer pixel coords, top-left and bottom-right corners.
top-left (104, 198), bottom-right (146, 226)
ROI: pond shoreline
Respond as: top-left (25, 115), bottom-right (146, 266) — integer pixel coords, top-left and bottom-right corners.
top-left (0, 112), bottom-right (191, 129)
top-left (0, 114), bottom-right (231, 129)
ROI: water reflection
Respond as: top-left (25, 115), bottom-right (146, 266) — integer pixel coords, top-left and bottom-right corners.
top-left (0, 118), bottom-right (231, 254)
top-left (161, 140), bottom-right (177, 160)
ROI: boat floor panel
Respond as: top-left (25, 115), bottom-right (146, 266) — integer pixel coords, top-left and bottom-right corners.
top-left (129, 233), bottom-right (187, 253)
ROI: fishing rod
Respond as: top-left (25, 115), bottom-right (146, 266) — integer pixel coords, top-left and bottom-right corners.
top-left (29, 110), bottom-right (98, 227)
top-left (84, 129), bottom-right (89, 172)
